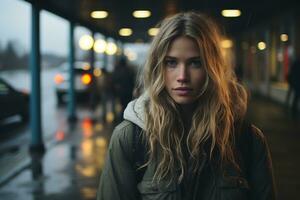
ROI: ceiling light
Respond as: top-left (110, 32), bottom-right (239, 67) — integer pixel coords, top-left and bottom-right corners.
top-left (133, 10), bottom-right (151, 18)
top-left (148, 28), bottom-right (159, 36)
top-left (91, 11), bottom-right (108, 19)
top-left (221, 9), bottom-right (241, 17)
top-left (280, 34), bottom-right (288, 42)
top-left (119, 28), bottom-right (133, 36)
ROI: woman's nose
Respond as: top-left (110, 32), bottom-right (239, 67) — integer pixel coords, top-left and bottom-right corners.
top-left (177, 65), bottom-right (189, 83)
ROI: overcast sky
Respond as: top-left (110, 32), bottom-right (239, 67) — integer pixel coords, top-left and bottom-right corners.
top-left (0, 0), bottom-right (92, 57)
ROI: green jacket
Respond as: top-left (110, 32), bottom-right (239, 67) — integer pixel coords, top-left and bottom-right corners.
top-left (97, 95), bottom-right (276, 200)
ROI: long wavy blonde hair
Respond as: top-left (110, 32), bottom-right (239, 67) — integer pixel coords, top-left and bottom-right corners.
top-left (141, 12), bottom-right (247, 183)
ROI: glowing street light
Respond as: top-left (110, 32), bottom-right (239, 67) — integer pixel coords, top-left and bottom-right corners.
top-left (79, 35), bottom-right (94, 50)
top-left (105, 42), bottom-right (117, 55)
top-left (93, 39), bottom-right (107, 53)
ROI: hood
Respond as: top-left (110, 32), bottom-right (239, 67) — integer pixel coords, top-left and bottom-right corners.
top-left (123, 92), bottom-right (148, 130)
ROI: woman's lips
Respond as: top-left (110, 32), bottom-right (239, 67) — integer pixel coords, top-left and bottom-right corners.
top-left (173, 87), bottom-right (193, 96)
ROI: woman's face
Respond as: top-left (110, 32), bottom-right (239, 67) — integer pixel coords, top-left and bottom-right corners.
top-left (164, 36), bottom-right (207, 105)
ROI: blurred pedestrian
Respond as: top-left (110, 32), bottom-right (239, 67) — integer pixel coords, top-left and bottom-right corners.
top-left (112, 57), bottom-right (135, 120)
top-left (95, 68), bottom-right (114, 123)
top-left (287, 57), bottom-right (300, 117)
top-left (98, 12), bottom-right (276, 200)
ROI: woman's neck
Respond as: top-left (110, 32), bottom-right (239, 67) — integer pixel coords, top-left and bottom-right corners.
top-left (179, 103), bottom-right (197, 131)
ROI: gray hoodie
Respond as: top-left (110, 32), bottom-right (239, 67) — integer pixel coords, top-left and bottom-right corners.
top-left (123, 93), bottom-right (148, 130)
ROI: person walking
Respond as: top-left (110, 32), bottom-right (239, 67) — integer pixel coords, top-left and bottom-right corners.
top-left (287, 57), bottom-right (300, 117)
top-left (112, 57), bottom-right (135, 121)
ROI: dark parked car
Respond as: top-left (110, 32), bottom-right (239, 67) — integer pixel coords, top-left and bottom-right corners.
top-left (0, 78), bottom-right (29, 122)
top-left (54, 62), bottom-right (94, 104)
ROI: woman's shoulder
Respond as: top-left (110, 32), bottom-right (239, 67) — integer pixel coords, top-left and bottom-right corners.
top-left (114, 120), bottom-right (135, 131)
top-left (107, 120), bottom-right (138, 160)
top-left (236, 122), bottom-right (269, 153)
top-left (249, 124), bottom-right (265, 140)
top-left (112, 120), bottom-right (136, 141)
top-left (235, 121), bottom-right (268, 148)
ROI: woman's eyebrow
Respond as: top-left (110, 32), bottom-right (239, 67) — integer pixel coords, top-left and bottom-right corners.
top-left (187, 56), bottom-right (201, 60)
top-left (164, 56), bottom-right (177, 59)
top-left (165, 56), bottom-right (201, 60)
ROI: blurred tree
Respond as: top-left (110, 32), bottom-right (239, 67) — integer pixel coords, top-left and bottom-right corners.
top-left (20, 53), bottom-right (30, 69)
top-left (2, 41), bottom-right (19, 70)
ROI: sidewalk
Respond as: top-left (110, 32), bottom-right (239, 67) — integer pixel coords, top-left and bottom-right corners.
top-left (0, 96), bottom-right (299, 200)
top-left (0, 111), bottom-right (116, 200)
top-left (246, 95), bottom-right (300, 199)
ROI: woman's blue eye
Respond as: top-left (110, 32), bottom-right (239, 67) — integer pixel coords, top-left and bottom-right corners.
top-left (165, 60), bottom-right (177, 67)
top-left (189, 60), bottom-right (202, 68)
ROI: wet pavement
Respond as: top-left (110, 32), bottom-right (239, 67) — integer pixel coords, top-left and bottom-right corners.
top-left (0, 102), bottom-right (117, 200)
top-left (247, 95), bottom-right (300, 199)
top-left (0, 96), bottom-right (299, 200)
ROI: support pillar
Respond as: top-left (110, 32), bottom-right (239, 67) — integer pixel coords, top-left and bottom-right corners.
top-left (68, 21), bottom-right (77, 122)
top-left (29, 2), bottom-right (45, 154)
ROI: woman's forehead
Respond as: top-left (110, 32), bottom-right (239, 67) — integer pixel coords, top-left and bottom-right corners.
top-left (166, 36), bottom-right (201, 57)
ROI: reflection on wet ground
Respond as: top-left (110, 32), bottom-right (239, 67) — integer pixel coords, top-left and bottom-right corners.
top-left (0, 109), bottom-right (115, 200)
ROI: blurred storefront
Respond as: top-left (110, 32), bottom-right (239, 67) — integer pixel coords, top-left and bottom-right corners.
top-left (235, 10), bottom-right (300, 104)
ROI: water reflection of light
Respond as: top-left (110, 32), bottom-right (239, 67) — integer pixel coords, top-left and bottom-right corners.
top-left (55, 131), bottom-right (65, 141)
top-left (95, 123), bottom-right (104, 132)
top-left (95, 137), bottom-right (108, 169)
top-left (81, 139), bottom-right (93, 157)
top-left (96, 137), bottom-right (107, 148)
top-left (76, 164), bottom-right (97, 177)
top-left (82, 118), bottom-right (93, 137)
top-left (106, 112), bottom-right (115, 123)
top-left (115, 102), bottom-right (123, 113)
top-left (81, 187), bottom-right (97, 199)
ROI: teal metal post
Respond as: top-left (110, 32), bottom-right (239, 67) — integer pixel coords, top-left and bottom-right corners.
top-left (89, 32), bottom-right (96, 110)
top-left (29, 3), bottom-right (45, 153)
top-left (90, 32), bottom-right (95, 70)
top-left (68, 21), bottom-right (77, 122)
top-left (103, 37), bottom-right (108, 69)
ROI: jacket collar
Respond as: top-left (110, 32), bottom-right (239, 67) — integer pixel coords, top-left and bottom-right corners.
top-left (123, 92), bottom-right (148, 130)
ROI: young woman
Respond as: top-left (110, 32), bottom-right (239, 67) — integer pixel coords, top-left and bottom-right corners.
top-left (97, 12), bottom-right (276, 200)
